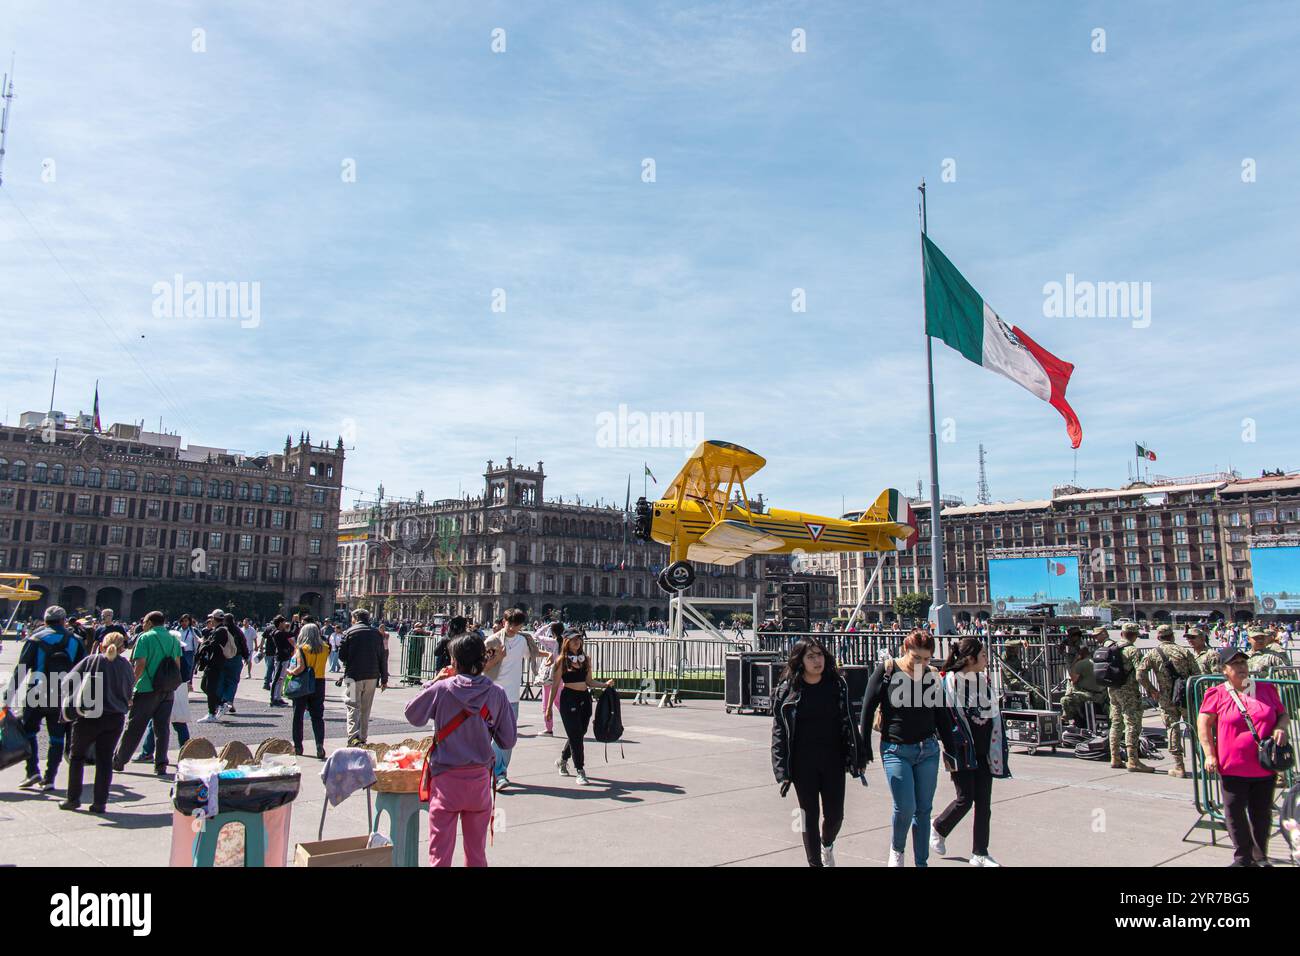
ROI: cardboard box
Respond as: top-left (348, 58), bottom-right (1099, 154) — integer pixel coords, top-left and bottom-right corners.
top-left (293, 836), bottom-right (393, 867)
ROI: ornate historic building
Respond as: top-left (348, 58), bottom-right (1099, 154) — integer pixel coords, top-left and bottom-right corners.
top-left (803, 471), bottom-right (1300, 625)
top-left (350, 457), bottom-right (765, 624)
top-left (0, 415), bottom-right (344, 620)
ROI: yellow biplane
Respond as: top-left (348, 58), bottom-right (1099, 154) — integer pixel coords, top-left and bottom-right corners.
top-left (633, 440), bottom-right (916, 592)
top-left (1, 572), bottom-right (42, 634)
top-left (0, 572), bottom-right (42, 603)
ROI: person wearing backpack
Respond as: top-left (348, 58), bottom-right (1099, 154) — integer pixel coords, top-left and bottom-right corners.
top-left (1137, 624), bottom-right (1200, 778)
top-left (403, 632), bottom-right (517, 867)
top-left (770, 637), bottom-right (866, 867)
top-left (10, 605), bottom-right (85, 791)
top-left (110, 611), bottom-right (183, 775)
top-left (1098, 623), bottom-right (1153, 773)
top-left (546, 628), bottom-right (615, 787)
top-left (59, 631), bottom-right (135, 813)
top-left (196, 611), bottom-right (241, 722)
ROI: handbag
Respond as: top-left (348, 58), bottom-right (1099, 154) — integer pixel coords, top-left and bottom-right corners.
top-left (1227, 687), bottom-right (1295, 772)
top-left (872, 658), bottom-right (896, 732)
top-left (282, 651), bottom-right (318, 700)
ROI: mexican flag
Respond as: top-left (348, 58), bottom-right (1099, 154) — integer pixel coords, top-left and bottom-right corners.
top-left (1136, 443), bottom-right (1157, 461)
top-left (923, 235), bottom-right (1082, 448)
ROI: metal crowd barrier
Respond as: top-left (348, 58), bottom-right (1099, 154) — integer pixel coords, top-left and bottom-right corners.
top-left (1184, 674), bottom-right (1300, 847)
top-left (397, 632), bottom-right (748, 700)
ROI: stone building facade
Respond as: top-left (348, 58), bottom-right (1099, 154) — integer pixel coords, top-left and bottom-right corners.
top-left (0, 417), bottom-right (344, 621)
top-left (802, 471), bottom-right (1300, 625)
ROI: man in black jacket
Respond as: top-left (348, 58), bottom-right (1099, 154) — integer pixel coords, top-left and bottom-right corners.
top-left (338, 609), bottom-right (388, 745)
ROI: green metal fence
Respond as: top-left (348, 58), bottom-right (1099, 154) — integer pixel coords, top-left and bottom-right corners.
top-left (1184, 674), bottom-right (1299, 847)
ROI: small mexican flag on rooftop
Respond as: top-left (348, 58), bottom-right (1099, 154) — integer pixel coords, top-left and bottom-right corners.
top-left (1136, 443), bottom-right (1157, 461)
top-left (923, 235), bottom-right (1082, 448)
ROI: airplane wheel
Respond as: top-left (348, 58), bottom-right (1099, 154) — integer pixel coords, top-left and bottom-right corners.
top-left (664, 561), bottom-right (695, 591)
top-left (656, 572), bottom-right (675, 593)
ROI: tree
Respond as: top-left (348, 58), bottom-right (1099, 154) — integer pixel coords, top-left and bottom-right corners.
top-left (894, 591), bottom-right (933, 624)
top-left (415, 596), bottom-right (436, 620)
top-left (383, 597), bottom-right (401, 620)
top-left (730, 612), bottom-right (753, 628)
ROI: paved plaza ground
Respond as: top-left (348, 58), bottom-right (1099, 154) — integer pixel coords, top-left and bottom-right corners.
top-left (0, 636), bottom-right (1288, 868)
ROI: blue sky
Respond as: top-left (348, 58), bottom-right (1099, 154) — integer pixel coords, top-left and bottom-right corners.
top-left (1, 1), bottom-right (1297, 515)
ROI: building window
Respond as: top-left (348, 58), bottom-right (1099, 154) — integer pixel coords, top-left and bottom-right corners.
top-left (309, 538), bottom-right (322, 555)
top-left (105, 555), bottom-right (121, 574)
top-left (107, 469), bottom-right (121, 489)
top-left (213, 505), bottom-right (226, 522)
top-left (146, 499), bottom-right (161, 519)
top-left (144, 528), bottom-right (159, 547)
top-left (210, 532), bottom-right (223, 550)
top-left (237, 560), bottom-right (252, 579)
top-left (141, 556), bottom-right (156, 575)
top-left (68, 553), bottom-right (84, 572)
top-left (178, 529), bottom-right (192, 548)
top-left (209, 480), bottom-right (220, 498)
top-left (30, 551), bottom-right (46, 570)
top-left (240, 534), bottom-right (253, 551)
top-left (109, 526), bottom-right (125, 545)
top-left (32, 462), bottom-right (48, 483)
top-left (268, 563), bottom-right (280, 580)
top-left (252, 484), bottom-right (263, 502)
top-left (312, 489), bottom-right (325, 505)
top-left (174, 557), bottom-right (188, 576)
top-left (9, 460), bottom-right (27, 481)
top-left (269, 536), bottom-right (283, 553)
top-left (181, 503), bottom-right (195, 520)
top-left (38, 492), bottom-right (54, 510)
top-left (112, 497), bottom-right (127, 515)
top-left (124, 471), bottom-right (138, 491)
top-left (272, 511), bottom-right (285, 528)
top-left (311, 513), bottom-right (324, 529)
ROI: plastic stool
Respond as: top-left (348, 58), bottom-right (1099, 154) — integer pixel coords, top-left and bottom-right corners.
top-left (192, 810), bottom-right (267, 867)
top-left (373, 791), bottom-right (424, 868)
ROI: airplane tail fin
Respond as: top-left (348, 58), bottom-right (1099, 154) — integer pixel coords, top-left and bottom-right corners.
top-left (856, 488), bottom-right (918, 551)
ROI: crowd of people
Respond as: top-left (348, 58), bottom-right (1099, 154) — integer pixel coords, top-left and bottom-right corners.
top-left (3, 600), bottom-right (1295, 867)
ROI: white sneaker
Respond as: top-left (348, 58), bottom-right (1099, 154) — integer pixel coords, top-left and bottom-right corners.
top-left (970, 853), bottom-right (1001, 868)
top-left (888, 849), bottom-right (904, 868)
top-left (556, 757), bottom-right (570, 777)
top-left (493, 775), bottom-right (510, 792)
top-left (929, 826), bottom-right (946, 856)
top-left (197, 713), bottom-right (220, 724)
top-left (821, 844), bottom-right (836, 868)
top-left (576, 771), bottom-right (591, 786)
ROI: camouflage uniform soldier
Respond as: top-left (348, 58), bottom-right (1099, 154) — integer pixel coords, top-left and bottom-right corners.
top-left (1060, 626), bottom-right (1108, 727)
top-left (1137, 624), bottom-right (1199, 777)
top-left (1108, 623), bottom-right (1153, 772)
top-left (1246, 629), bottom-right (1288, 677)
top-left (1185, 626), bottom-right (1219, 675)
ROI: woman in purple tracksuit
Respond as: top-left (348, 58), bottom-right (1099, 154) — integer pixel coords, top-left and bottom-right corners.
top-left (404, 632), bottom-right (517, 867)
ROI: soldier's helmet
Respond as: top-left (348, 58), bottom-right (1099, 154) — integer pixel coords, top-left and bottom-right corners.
top-left (1121, 622), bottom-right (1140, 638)
top-left (1185, 626), bottom-right (1205, 640)
top-left (1155, 623), bottom-right (1174, 640)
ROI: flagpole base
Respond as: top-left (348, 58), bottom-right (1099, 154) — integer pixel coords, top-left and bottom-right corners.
top-left (929, 602), bottom-right (955, 637)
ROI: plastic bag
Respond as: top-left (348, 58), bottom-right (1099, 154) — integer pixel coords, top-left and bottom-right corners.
top-left (0, 707), bottom-right (32, 771)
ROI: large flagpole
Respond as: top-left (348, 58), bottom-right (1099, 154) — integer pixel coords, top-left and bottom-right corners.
top-left (920, 180), bottom-right (954, 635)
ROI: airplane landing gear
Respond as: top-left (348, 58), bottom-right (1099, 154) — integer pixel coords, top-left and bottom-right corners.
top-left (660, 561), bottom-right (695, 592)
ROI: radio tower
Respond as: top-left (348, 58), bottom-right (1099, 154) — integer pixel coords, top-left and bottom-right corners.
top-left (0, 55), bottom-right (14, 188)
top-left (976, 443), bottom-right (991, 505)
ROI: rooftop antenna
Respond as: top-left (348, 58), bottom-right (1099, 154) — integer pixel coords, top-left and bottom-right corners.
top-left (0, 54), bottom-right (13, 188)
top-left (976, 443), bottom-right (991, 505)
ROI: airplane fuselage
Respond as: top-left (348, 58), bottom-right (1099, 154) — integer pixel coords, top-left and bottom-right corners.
top-left (649, 497), bottom-right (874, 563)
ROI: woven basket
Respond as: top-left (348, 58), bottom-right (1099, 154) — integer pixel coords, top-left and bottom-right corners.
top-left (371, 737), bottom-right (432, 793)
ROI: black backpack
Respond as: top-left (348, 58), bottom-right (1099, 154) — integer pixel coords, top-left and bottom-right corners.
top-left (1092, 642), bottom-right (1128, 688)
top-left (593, 687), bottom-right (625, 760)
top-left (1155, 645), bottom-right (1188, 708)
top-left (152, 654), bottom-right (183, 695)
top-left (39, 633), bottom-right (75, 682)
top-left (1074, 735), bottom-right (1112, 761)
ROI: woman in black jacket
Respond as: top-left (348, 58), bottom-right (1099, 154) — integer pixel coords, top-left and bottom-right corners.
top-left (859, 629), bottom-right (952, 868)
top-left (771, 637), bottom-right (865, 867)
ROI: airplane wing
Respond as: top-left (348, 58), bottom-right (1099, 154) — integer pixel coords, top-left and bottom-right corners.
top-left (684, 544), bottom-right (749, 567)
top-left (663, 440), bottom-right (766, 508)
top-left (697, 519), bottom-right (786, 553)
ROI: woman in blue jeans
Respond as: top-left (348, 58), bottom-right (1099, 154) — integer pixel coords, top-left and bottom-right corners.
top-left (859, 629), bottom-right (951, 867)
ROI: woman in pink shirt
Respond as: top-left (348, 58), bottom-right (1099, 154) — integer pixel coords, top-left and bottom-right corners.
top-left (1197, 646), bottom-right (1290, 866)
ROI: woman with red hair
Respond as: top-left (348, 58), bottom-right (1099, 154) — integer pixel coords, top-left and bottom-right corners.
top-left (860, 629), bottom-right (952, 867)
